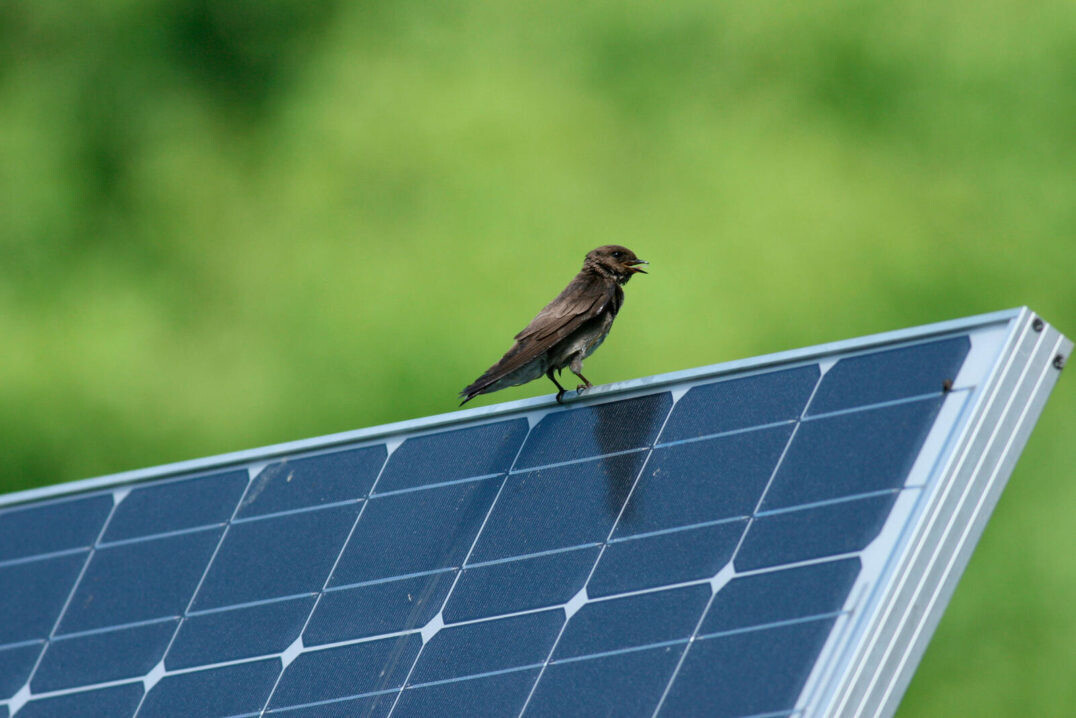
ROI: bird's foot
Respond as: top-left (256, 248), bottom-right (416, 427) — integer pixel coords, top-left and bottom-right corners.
top-left (555, 388), bottom-right (566, 404)
top-left (575, 383), bottom-right (591, 395)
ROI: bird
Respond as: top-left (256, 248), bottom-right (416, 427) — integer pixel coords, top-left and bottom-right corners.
top-left (459, 245), bottom-right (647, 405)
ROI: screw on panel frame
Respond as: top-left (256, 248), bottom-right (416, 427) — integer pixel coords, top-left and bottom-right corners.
top-left (1054, 354), bottom-right (1065, 370)
top-left (1032, 317), bottom-right (1044, 332)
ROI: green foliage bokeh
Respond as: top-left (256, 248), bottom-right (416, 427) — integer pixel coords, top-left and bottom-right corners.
top-left (1, 1), bottom-right (1072, 714)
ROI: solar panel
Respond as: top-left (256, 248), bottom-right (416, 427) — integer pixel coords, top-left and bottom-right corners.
top-left (0, 307), bottom-right (1068, 718)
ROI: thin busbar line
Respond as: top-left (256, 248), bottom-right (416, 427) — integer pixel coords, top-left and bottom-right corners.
top-left (8, 676), bottom-right (144, 706)
top-left (261, 688), bottom-right (399, 717)
top-left (28, 615), bottom-right (178, 644)
top-left (0, 545), bottom-right (93, 570)
top-left (96, 521), bottom-right (225, 550)
top-left (650, 368), bottom-right (827, 717)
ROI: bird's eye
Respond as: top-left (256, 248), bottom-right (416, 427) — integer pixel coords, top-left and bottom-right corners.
top-left (612, 251), bottom-right (622, 258)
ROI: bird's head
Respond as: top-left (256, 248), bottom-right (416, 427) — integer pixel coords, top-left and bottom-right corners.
top-left (585, 245), bottom-right (648, 284)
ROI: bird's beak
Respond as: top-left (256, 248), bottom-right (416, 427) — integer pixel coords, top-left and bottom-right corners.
top-left (627, 259), bottom-right (648, 274)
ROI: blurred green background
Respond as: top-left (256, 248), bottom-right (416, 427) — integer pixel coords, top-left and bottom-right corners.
top-left (1, 0), bottom-right (1072, 714)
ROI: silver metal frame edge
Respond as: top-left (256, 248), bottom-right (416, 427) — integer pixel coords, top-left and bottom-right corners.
top-left (824, 308), bottom-right (1071, 717)
top-left (0, 307), bottom-right (1038, 510)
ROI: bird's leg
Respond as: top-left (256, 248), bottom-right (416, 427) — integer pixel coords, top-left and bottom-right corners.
top-left (546, 368), bottom-right (568, 404)
top-left (568, 356), bottom-right (593, 395)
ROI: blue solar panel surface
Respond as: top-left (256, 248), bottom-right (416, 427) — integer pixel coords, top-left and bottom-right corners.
top-left (0, 333), bottom-right (983, 717)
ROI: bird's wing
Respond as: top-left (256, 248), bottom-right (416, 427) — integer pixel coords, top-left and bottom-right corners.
top-left (514, 273), bottom-right (616, 343)
top-left (460, 273), bottom-right (616, 399)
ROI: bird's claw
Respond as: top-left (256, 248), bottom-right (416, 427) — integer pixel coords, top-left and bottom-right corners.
top-left (576, 384), bottom-right (590, 395)
top-left (555, 389), bottom-right (566, 404)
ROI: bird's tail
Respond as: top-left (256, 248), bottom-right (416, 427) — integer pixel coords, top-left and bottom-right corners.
top-left (458, 356), bottom-right (515, 405)
top-left (459, 341), bottom-right (535, 405)
top-left (458, 374), bottom-right (494, 405)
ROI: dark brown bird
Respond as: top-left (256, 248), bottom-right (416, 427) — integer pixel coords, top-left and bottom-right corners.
top-left (460, 245), bottom-right (648, 405)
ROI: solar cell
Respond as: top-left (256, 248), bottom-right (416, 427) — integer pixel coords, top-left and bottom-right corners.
top-left (0, 494), bottom-right (111, 562)
top-left (0, 308), bottom-right (1068, 718)
top-left (18, 682), bottom-right (142, 718)
top-left (194, 505), bottom-right (359, 610)
top-left (104, 470), bottom-right (248, 542)
top-left (32, 620), bottom-right (175, 693)
top-left (444, 547), bottom-right (599, 622)
top-left (60, 529), bottom-right (221, 633)
top-left (305, 573), bottom-right (451, 644)
top-left (588, 520), bottom-right (743, 597)
top-left (168, 597), bottom-right (314, 669)
top-left (661, 617), bottom-right (838, 717)
top-left (526, 645), bottom-right (681, 718)
top-left (0, 555), bottom-right (86, 645)
top-left (238, 446), bottom-right (385, 518)
top-left (394, 669), bottom-right (539, 718)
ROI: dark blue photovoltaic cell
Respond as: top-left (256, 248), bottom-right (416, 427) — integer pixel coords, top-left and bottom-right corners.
top-left (515, 394), bottom-right (672, 469)
top-left (167, 596), bottom-right (315, 669)
top-left (615, 425), bottom-right (792, 537)
top-left (238, 445), bottom-right (387, 518)
top-left (330, 478), bottom-right (501, 586)
top-left (555, 584), bottom-right (710, 659)
top-left (17, 682), bottom-right (143, 718)
top-left (737, 493), bottom-right (898, 571)
top-left (139, 658), bottom-right (281, 718)
top-left (0, 553), bottom-right (87, 643)
top-left (661, 617), bottom-right (837, 717)
top-left (194, 505), bottom-right (358, 610)
top-left (808, 335), bottom-right (970, 415)
top-left (395, 669), bottom-right (540, 718)
top-left (0, 643), bottom-right (40, 698)
top-left (376, 419), bottom-right (528, 493)
top-left (59, 529), bottom-right (221, 634)
top-left (33, 619), bottom-right (176, 692)
top-left (410, 610), bottom-right (563, 684)
top-left (445, 546), bottom-right (599, 622)
top-left (304, 572), bottom-right (455, 646)
top-left (702, 558), bottom-right (860, 635)
top-left (590, 521), bottom-right (744, 597)
top-left (270, 635), bottom-right (421, 709)
top-left (528, 644), bottom-right (684, 718)
top-left (267, 694), bottom-right (393, 717)
top-left (470, 452), bottom-right (646, 563)
top-left (103, 470), bottom-right (247, 542)
top-left (660, 365), bottom-right (820, 442)
top-left (763, 398), bottom-right (943, 510)
top-left (0, 494), bottom-right (111, 562)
